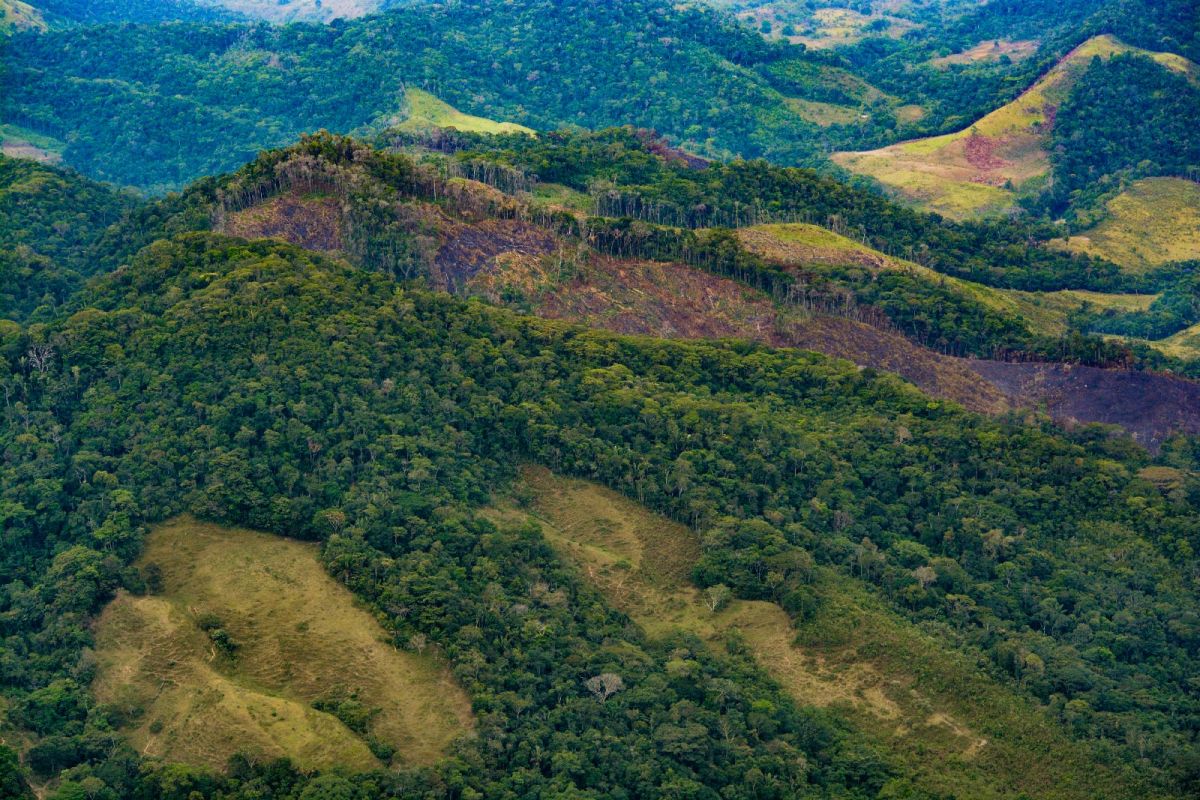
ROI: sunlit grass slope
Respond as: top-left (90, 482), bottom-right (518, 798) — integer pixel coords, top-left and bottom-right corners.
top-left (489, 466), bottom-right (1149, 800)
top-left (397, 88), bottom-right (535, 136)
top-left (0, 0), bottom-right (43, 34)
top-left (833, 36), bottom-right (1199, 219)
top-left (736, 222), bottom-right (1156, 336)
top-left (1052, 178), bottom-right (1200, 273)
top-left (93, 517), bottom-right (473, 772)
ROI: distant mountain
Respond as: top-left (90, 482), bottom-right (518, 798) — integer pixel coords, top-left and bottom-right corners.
top-left (22, 0), bottom-right (234, 25)
top-left (0, 0), bottom-right (841, 191)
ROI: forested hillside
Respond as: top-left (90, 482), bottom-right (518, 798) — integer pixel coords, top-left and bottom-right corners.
top-left (2, 225), bottom-right (1199, 798)
top-left (16, 0), bottom-right (232, 25)
top-left (3, 2), bottom-right (1200, 798)
top-left (0, 0), bottom-right (823, 190)
top-left (0, 155), bottom-right (133, 322)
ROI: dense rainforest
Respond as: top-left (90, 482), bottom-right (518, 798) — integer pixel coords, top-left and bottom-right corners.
top-left (0, 157), bottom-right (134, 322)
top-left (2, 0), bottom-right (1195, 203)
top-left (0, 127), bottom-right (1197, 796)
top-left (2, 1), bottom-right (1200, 797)
top-left (0, 0), bottom-right (820, 190)
top-left (1, 228), bottom-right (1198, 799)
top-left (17, 0), bottom-right (231, 25)
top-left (1041, 54), bottom-right (1200, 219)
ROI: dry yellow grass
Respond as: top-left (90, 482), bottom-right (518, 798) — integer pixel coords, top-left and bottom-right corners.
top-left (494, 467), bottom-right (1139, 800)
top-left (1051, 178), bottom-right (1200, 272)
top-left (0, 0), bottom-right (43, 33)
top-left (94, 517), bottom-right (473, 772)
top-left (833, 36), bottom-right (1199, 219)
top-left (1144, 321), bottom-right (1200, 360)
top-left (931, 39), bottom-right (1039, 67)
top-left (736, 223), bottom-right (1157, 337)
top-left (497, 467), bottom-right (915, 718)
top-left (396, 89), bottom-right (534, 136)
top-left (784, 97), bottom-right (862, 127)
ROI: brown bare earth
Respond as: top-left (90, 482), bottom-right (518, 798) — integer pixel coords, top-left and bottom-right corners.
top-left (218, 190), bottom-right (1200, 449)
top-left (469, 254), bottom-right (1011, 414)
top-left (931, 39), bottom-right (1039, 67)
top-left (965, 361), bottom-right (1200, 450)
top-left (223, 193), bottom-right (345, 253)
top-left (470, 250), bottom-right (1200, 446)
top-left (433, 218), bottom-right (559, 290)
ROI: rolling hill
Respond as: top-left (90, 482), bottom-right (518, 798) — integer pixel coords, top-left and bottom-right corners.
top-left (4, 225), bottom-right (1199, 798)
top-left (832, 35), bottom-right (1199, 219)
top-left (4, 1), bottom-right (1200, 784)
top-left (0, 0), bottom-right (44, 33)
top-left (0, 0), bottom-right (826, 191)
top-left (199, 135), bottom-right (1200, 444)
top-left (1051, 178), bottom-right (1200, 272)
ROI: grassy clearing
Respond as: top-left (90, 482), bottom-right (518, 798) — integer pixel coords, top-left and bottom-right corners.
top-left (737, 223), bottom-right (1157, 337)
top-left (777, 7), bottom-right (919, 50)
top-left (931, 39), bottom-right (1039, 67)
top-left (784, 97), bottom-right (862, 127)
top-left (93, 517), bottom-right (473, 772)
top-left (397, 89), bottom-right (535, 136)
top-left (0, 0), bottom-right (43, 34)
top-left (833, 36), bottom-right (1198, 219)
top-left (0, 124), bottom-right (63, 164)
top-left (1139, 322), bottom-right (1200, 360)
top-left (1051, 178), bottom-right (1200, 272)
top-left (493, 466), bottom-right (1144, 800)
top-left (893, 104), bottom-right (926, 123)
top-left (529, 182), bottom-right (595, 215)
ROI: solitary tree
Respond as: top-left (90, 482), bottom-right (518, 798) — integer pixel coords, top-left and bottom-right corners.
top-left (585, 673), bottom-right (625, 702)
top-left (703, 583), bottom-right (731, 612)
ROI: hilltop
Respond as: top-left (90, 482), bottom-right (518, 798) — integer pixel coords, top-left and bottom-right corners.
top-left (162, 134), bottom-right (1195, 444)
top-left (832, 35), bottom-right (1199, 220)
